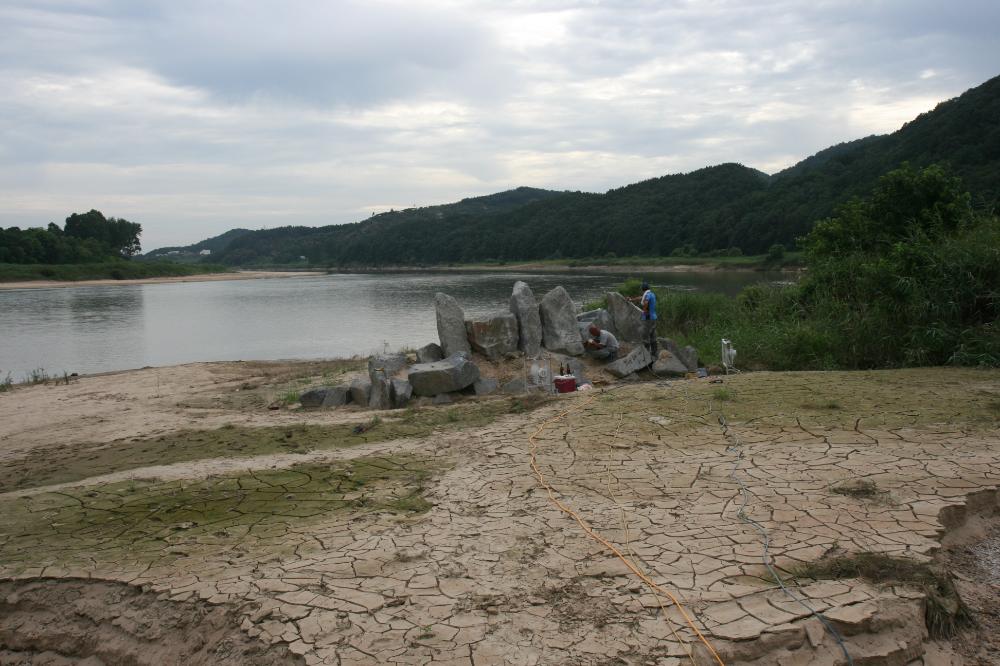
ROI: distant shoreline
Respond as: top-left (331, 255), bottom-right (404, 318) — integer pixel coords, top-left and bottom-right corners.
top-left (0, 270), bottom-right (326, 290)
top-left (336, 261), bottom-right (802, 275)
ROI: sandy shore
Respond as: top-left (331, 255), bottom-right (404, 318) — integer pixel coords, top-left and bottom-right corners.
top-left (0, 270), bottom-right (327, 290)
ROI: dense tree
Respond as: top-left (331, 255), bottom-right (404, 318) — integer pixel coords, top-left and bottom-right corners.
top-left (0, 210), bottom-right (143, 264)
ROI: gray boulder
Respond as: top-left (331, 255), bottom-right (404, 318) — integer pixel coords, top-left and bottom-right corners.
top-left (473, 377), bottom-right (499, 396)
top-left (432, 393), bottom-right (453, 405)
top-left (509, 281), bottom-right (543, 357)
top-left (465, 311), bottom-right (519, 361)
top-left (651, 351), bottom-right (689, 377)
top-left (678, 345), bottom-right (700, 372)
top-left (368, 370), bottom-right (393, 410)
top-left (538, 286), bottom-right (584, 356)
top-left (657, 337), bottom-right (683, 360)
top-left (368, 353), bottom-right (407, 382)
top-left (408, 353), bottom-right (481, 396)
top-left (606, 346), bottom-right (653, 378)
top-left (391, 379), bottom-right (413, 408)
top-left (606, 292), bottom-right (645, 343)
top-left (577, 309), bottom-right (615, 341)
top-left (435, 293), bottom-right (471, 357)
top-left (299, 386), bottom-right (351, 408)
top-left (416, 343), bottom-right (443, 364)
top-left (349, 377), bottom-right (372, 406)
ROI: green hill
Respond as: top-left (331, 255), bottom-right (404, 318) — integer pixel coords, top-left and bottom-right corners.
top-left (160, 74), bottom-right (1000, 265)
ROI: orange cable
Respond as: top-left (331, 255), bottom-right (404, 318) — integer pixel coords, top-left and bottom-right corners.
top-left (528, 392), bottom-right (726, 666)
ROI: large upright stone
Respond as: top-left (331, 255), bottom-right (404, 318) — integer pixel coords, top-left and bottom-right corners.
top-left (434, 293), bottom-right (471, 358)
top-left (538, 286), bottom-right (584, 356)
top-left (678, 345), bottom-right (700, 372)
top-left (349, 377), bottom-right (372, 406)
top-left (368, 371), bottom-right (393, 410)
top-left (465, 312), bottom-right (518, 361)
top-left (606, 292), bottom-right (644, 343)
top-left (606, 346), bottom-right (653, 378)
top-left (408, 353), bottom-right (481, 396)
top-left (509, 281), bottom-right (543, 357)
top-left (391, 379), bottom-right (413, 408)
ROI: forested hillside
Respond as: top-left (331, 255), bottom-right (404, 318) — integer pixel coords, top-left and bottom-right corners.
top-left (154, 74), bottom-right (1000, 266)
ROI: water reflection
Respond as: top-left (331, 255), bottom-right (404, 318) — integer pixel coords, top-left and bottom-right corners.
top-left (0, 271), bottom-right (784, 377)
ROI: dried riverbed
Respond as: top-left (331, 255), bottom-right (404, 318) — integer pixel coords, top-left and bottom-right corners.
top-left (1, 362), bottom-right (999, 665)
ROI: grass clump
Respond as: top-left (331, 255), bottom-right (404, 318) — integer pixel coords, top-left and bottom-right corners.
top-left (0, 372), bottom-right (12, 392)
top-left (794, 552), bottom-right (974, 638)
top-left (712, 387), bottom-right (734, 402)
top-left (0, 455), bottom-right (440, 570)
top-left (830, 479), bottom-right (883, 500)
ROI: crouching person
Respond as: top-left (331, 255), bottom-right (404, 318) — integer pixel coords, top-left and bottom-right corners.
top-left (584, 324), bottom-right (619, 361)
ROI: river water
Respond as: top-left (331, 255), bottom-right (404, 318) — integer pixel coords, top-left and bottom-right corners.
top-left (0, 271), bottom-right (780, 378)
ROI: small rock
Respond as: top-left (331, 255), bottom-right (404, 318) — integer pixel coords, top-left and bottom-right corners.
top-left (415, 343), bottom-right (443, 364)
top-left (368, 353), bottom-right (407, 382)
top-left (408, 353), bottom-right (481, 396)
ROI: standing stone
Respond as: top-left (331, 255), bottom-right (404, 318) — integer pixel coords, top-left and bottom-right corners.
top-left (408, 353), bottom-right (481, 396)
top-left (349, 377), bottom-right (372, 406)
top-left (391, 379), bottom-right (413, 408)
top-left (538, 286), bottom-right (585, 356)
top-left (435, 293), bottom-right (471, 358)
top-left (416, 343), bottom-right (444, 364)
top-left (605, 346), bottom-right (653, 378)
top-left (606, 292), bottom-right (645, 343)
top-left (368, 353), bottom-right (407, 382)
top-left (678, 345), bottom-right (700, 372)
top-left (368, 370), bottom-right (393, 410)
top-left (509, 281), bottom-right (543, 357)
top-left (465, 312), bottom-right (519, 361)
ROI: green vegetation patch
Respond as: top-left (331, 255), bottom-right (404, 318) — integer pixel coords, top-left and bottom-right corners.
top-left (794, 552), bottom-right (974, 638)
top-left (3, 395), bottom-right (554, 493)
top-left (0, 261), bottom-right (230, 282)
top-left (0, 455), bottom-right (439, 572)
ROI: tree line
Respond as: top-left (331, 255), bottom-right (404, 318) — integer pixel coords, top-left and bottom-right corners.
top-left (0, 210), bottom-right (142, 264)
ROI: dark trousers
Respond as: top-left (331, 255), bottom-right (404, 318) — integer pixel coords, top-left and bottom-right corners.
top-left (643, 319), bottom-right (658, 356)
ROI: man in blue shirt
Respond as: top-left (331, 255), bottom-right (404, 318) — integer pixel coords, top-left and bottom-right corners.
top-left (629, 281), bottom-right (658, 356)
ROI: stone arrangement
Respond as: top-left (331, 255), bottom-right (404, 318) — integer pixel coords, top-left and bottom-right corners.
top-left (300, 283), bottom-right (707, 411)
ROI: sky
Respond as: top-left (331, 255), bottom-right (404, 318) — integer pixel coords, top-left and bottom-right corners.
top-left (1, 1), bottom-right (998, 250)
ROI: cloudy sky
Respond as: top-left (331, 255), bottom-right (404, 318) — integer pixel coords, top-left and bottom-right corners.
top-left (2, 1), bottom-right (998, 250)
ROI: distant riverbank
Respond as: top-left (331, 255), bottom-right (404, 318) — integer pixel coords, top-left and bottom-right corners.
top-left (0, 269), bottom-right (325, 290)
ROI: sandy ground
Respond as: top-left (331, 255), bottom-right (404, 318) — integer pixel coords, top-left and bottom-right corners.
top-left (1, 361), bottom-right (999, 665)
top-left (0, 270), bottom-right (326, 290)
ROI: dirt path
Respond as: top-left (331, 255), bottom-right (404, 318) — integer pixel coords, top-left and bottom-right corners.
top-left (1, 364), bottom-right (999, 665)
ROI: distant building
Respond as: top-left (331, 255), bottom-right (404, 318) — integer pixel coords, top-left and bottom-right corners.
top-left (199, 249), bottom-right (212, 256)
top-left (167, 250), bottom-right (180, 255)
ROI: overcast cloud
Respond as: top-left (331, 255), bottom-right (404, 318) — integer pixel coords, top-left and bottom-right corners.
top-left (1, 0), bottom-right (998, 249)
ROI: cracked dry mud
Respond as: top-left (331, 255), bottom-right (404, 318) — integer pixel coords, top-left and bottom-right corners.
top-left (1, 364), bottom-right (999, 665)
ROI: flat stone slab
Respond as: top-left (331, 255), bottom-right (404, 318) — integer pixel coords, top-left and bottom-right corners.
top-left (407, 353), bottom-right (480, 396)
top-left (606, 345), bottom-right (653, 378)
top-left (299, 386), bottom-right (350, 408)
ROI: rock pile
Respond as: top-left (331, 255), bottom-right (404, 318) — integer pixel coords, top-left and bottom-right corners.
top-left (296, 282), bottom-right (702, 411)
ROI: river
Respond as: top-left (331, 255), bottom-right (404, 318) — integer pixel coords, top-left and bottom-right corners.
top-left (0, 270), bottom-right (783, 378)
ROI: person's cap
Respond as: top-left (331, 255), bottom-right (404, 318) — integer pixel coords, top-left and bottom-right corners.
top-left (641, 281), bottom-right (650, 290)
